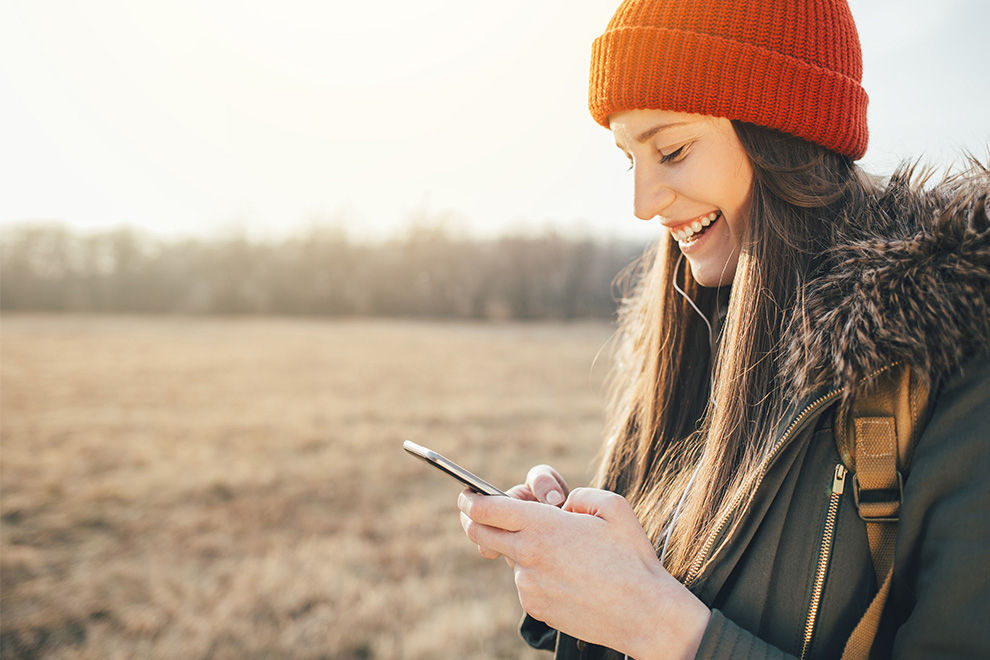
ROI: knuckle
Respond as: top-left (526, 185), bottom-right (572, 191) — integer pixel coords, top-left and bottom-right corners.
top-left (603, 490), bottom-right (624, 505)
top-left (616, 495), bottom-right (635, 516)
top-left (463, 519), bottom-right (480, 544)
top-left (459, 493), bottom-right (474, 517)
top-left (601, 490), bottom-right (627, 512)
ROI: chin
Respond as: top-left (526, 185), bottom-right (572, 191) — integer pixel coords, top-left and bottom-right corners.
top-left (687, 256), bottom-right (738, 288)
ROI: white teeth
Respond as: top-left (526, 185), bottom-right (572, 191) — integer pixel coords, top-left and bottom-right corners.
top-left (670, 212), bottom-right (720, 242)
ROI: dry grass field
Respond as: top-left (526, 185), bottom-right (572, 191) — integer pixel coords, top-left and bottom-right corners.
top-left (0, 315), bottom-right (615, 659)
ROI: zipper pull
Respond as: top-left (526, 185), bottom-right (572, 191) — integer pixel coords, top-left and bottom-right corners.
top-left (832, 463), bottom-right (848, 495)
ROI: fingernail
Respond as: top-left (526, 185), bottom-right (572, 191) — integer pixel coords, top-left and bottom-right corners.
top-left (546, 490), bottom-right (564, 505)
top-left (457, 493), bottom-right (466, 510)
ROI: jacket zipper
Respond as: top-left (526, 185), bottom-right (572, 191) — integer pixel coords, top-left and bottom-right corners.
top-left (684, 362), bottom-right (899, 587)
top-left (800, 463), bottom-right (847, 659)
top-left (684, 387), bottom-right (843, 585)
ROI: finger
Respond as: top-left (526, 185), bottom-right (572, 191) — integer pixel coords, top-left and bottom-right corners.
top-left (478, 544), bottom-right (501, 560)
top-left (563, 488), bottom-right (661, 563)
top-left (504, 555), bottom-right (516, 569)
top-left (525, 465), bottom-right (569, 506)
top-left (562, 487), bottom-right (631, 520)
top-left (460, 512), bottom-right (520, 559)
top-left (458, 489), bottom-right (537, 532)
top-left (505, 484), bottom-right (539, 502)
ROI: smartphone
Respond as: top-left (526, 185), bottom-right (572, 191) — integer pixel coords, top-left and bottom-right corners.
top-left (403, 440), bottom-right (506, 496)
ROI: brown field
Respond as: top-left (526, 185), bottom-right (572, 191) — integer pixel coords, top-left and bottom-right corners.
top-left (0, 315), bottom-right (615, 659)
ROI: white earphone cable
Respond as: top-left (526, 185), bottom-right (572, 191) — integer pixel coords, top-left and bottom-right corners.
top-left (625, 254), bottom-right (717, 660)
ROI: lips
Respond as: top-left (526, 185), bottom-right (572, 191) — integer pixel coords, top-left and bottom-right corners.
top-left (669, 211), bottom-right (720, 242)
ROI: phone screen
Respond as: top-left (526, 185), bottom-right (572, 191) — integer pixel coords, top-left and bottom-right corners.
top-left (403, 441), bottom-right (506, 496)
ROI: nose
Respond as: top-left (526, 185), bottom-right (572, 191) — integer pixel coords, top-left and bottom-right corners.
top-left (633, 162), bottom-right (676, 221)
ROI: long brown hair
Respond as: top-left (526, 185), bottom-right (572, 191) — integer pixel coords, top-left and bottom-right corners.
top-left (595, 121), bottom-right (871, 579)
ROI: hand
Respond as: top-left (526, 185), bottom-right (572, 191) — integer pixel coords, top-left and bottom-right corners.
top-left (509, 464), bottom-right (570, 506)
top-left (475, 464), bottom-right (570, 561)
top-left (457, 487), bottom-right (709, 660)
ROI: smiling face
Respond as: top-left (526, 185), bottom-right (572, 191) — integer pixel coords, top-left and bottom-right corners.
top-left (610, 109), bottom-right (755, 287)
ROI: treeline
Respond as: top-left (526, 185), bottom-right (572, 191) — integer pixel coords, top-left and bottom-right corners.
top-left (0, 223), bottom-right (648, 319)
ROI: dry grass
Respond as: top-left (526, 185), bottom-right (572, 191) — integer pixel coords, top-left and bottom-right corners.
top-left (0, 315), bottom-right (614, 659)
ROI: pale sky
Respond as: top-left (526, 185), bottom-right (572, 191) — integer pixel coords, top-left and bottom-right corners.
top-left (2, 0), bottom-right (987, 242)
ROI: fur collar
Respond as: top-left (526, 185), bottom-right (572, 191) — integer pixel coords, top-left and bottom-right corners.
top-left (783, 160), bottom-right (990, 399)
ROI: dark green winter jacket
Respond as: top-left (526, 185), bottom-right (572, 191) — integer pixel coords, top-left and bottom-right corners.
top-left (521, 167), bottom-right (990, 659)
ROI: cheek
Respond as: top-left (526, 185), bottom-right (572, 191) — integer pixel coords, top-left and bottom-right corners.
top-left (704, 127), bottom-right (754, 229)
top-left (721, 159), bottom-right (754, 236)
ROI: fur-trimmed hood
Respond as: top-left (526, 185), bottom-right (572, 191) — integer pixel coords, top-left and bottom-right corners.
top-left (783, 160), bottom-right (990, 398)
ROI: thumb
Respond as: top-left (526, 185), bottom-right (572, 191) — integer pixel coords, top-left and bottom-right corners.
top-left (561, 487), bottom-right (631, 520)
top-left (564, 488), bottom-right (660, 567)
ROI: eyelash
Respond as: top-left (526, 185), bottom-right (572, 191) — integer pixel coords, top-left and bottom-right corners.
top-left (624, 145), bottom-right (687, 171)
top-left (659, 145), bottom-right (686, 164)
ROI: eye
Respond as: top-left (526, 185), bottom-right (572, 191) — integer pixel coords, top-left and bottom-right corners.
top-left (659, 145), bottom-right (686, 164)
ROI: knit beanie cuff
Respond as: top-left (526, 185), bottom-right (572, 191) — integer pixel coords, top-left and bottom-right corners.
top-left (589, 26), bottom-right (869, 160)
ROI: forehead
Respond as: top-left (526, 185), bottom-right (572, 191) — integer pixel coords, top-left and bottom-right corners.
top-left (610, 109), bottom-right (716, 148)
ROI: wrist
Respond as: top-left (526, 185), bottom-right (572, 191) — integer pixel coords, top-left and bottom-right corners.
top-left (625, 571), bottom-right (710, 660)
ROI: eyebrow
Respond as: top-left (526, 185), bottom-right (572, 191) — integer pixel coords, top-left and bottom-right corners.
top-left (635, 121), bottom-right (689, 143)
top-left (615, 121), bottom-right (692, 152)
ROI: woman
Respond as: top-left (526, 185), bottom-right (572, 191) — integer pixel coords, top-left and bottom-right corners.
top-left (457, 1), bottom-right (989, 658)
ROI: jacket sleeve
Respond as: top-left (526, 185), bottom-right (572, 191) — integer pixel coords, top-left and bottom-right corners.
top-left (889, 354), bottom-right (990, 658)
top-left (694, 610), bottom-right (794, 659)
top-left (520, 613), bottom-right (557, 651)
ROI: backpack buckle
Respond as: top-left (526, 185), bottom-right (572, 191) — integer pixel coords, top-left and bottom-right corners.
top-left (852, 471), bottom-right (904, 522)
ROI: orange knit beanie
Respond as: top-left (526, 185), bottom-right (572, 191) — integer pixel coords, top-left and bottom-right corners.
top-left (589, 0), bottom-right (869, 159)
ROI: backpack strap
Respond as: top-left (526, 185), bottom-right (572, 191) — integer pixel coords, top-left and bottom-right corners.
top-left (835, 363), bottom-right (932, 660)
